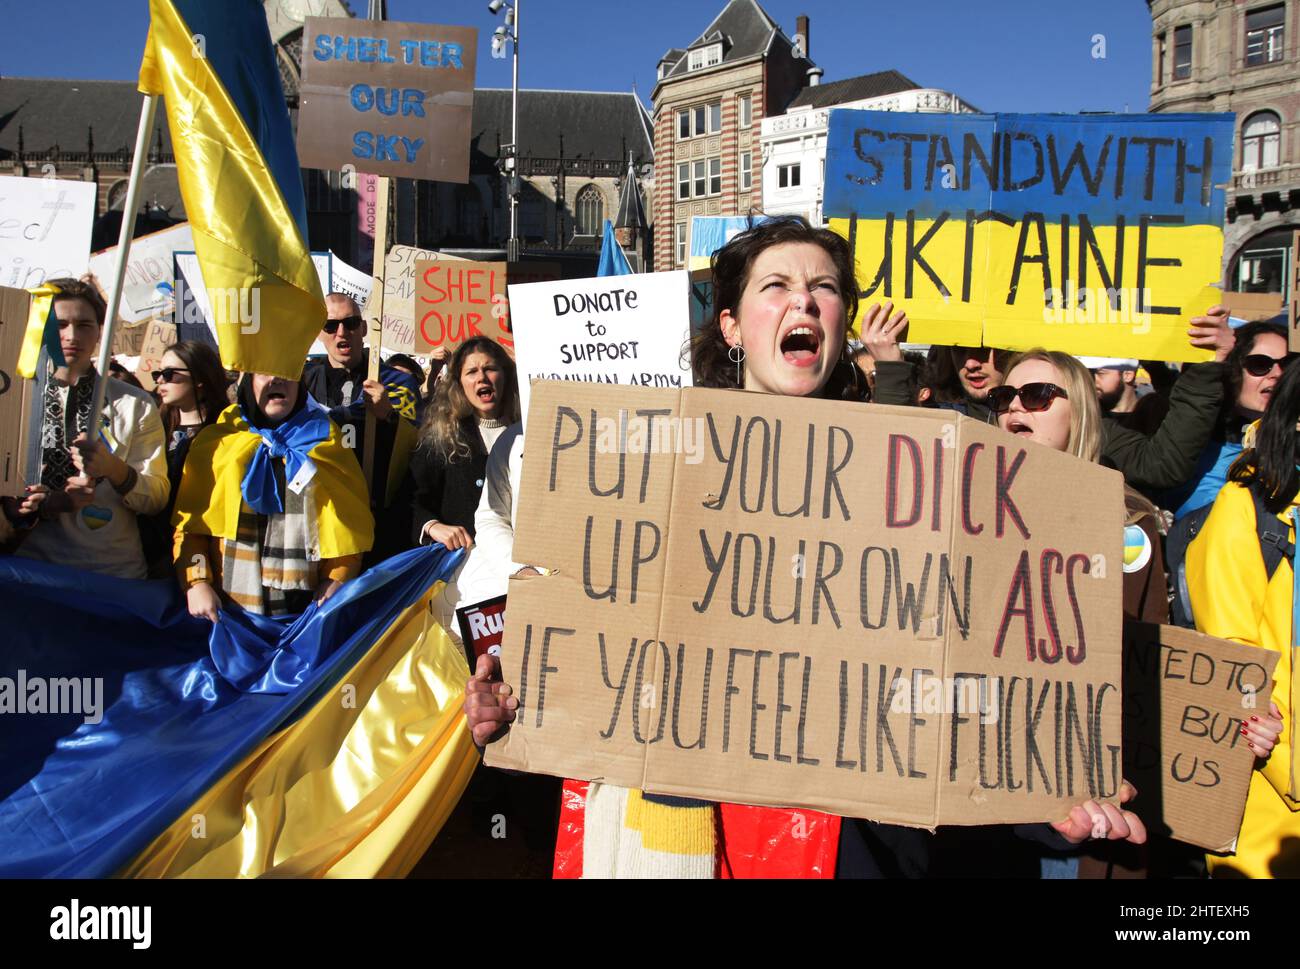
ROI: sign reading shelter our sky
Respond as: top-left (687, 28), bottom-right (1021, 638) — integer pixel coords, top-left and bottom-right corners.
top-left (297, 17), bottom-right (476, 183)
top-left (823, 111), bottom-right (1235, 362)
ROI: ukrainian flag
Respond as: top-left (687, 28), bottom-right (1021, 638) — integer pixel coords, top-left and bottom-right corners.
top-left (0, 547), bottom-right (476, 877)
top-left (139, 0), bottom-right (324, 380)
top-left (823, 110), bottom-right (1235, 362)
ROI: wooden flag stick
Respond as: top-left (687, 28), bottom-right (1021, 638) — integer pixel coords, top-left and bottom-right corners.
top-left (362, 175), bottom-right (391, 493)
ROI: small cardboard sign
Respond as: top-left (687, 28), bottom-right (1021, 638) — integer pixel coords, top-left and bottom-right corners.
top-left (297, 17), bottom-right (477, 183)
top-left (413, 261), bottom-right (563, 355)
top-left (1122, 623), bottom-right (1278, 852)
top-left (485, 382), bottom-right (1125, 826)
top-left (455, 594), bottom-right (508, 669)
top-left (507, 270), bottom-right (694, 420)
top-left (0, 286), bottom-right (38, 494)
top-left (0, 176), bottom-right (97, 290)
top-left (134, 319), bottom-right (178, 392)
top-left (365, 244), bottom-right (467, 354)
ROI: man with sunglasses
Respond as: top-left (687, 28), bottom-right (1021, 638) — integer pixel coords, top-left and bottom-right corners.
top-left (863, 302), bottom-right (1235, 495)
top-left (303, 294), bottom-right (422, 560)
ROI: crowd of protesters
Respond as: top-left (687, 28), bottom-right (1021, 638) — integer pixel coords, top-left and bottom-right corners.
top-left (2, 213), bottom-right (1296, 879)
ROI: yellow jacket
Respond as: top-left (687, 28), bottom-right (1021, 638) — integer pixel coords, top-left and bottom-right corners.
top-left (1186, 479), bottom-right (1300, 878)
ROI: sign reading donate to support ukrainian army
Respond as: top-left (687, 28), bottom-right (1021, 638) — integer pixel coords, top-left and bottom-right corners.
top-left (485, 383), bottom-right (1125, 826)
top-left (297, 18), bottom-right (476, 183)
top-left (824, 111), bottom-right (1235, 362)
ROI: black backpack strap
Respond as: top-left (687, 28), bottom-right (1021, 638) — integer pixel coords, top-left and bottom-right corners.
top-left (1249, 483), bottom-right (1296, 580)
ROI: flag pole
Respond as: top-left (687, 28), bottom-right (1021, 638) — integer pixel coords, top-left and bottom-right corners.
top-left (89, 93), bottom-right (159, 429)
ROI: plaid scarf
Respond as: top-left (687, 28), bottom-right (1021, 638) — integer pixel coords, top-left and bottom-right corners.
top-left (40, 370), bottom-right (96, 490)
top-left (221, 467), bottom-right (319, 617)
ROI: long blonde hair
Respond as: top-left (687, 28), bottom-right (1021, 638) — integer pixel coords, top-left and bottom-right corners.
top-left (418, 337), bottom-right (520, 462)
top-left (1003, 348), bottom-right (1157, 525)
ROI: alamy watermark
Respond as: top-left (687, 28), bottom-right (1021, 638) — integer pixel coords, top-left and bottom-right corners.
top-left (1041, 286), bottom-right (1156, 335)
top-left (593, 408), bottom-right (707, 465)
top-left (0, 670), bottom-right (103, 725)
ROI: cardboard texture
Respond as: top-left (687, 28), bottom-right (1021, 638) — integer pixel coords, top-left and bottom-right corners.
top-left (413, 260), bottom-right (561, 355)
top-left (485, 382), bottom-right (1125, 826)
top-left (823, 111), bottom-right (1235, 363)
top-left (133, 319), bottom-right (178, 392)
top-left (0, 175), bottom-right (97, 289)
top-left (0, 287), bottom-right (37, 494)
top-left (297, 18), bottom-right (476, 183)
top-left (507, 271), bottom-right (694, 421)
top-left (365, 244), bottom-right (466, 354)
top-left (110, 319), bottom-right (149, 357)
top-left (1122, 623), bottom-right (1278, 853)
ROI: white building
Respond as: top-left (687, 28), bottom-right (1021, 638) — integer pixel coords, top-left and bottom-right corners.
top-left (761, 71), bottom-right (980, 225)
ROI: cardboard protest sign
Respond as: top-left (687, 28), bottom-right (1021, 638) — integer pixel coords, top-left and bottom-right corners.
top-left (507, 271), bottom-right (694, 420)
top-left (413, 261), bottom-right (563, 355)
top-left (1122, 623), bottom-right (1277, 852)
top-left (134, 319), bottom-right (178, 392)
top-left (824, 111), bottom-right (1235, 362)
top-left (88, 223), bottom-right (193, 323)
top-left (364, 244), bottom-right (467, 354)
top-left (485, 382), bottom-right (1125, 826)
top-left (0, 176), bottom-right (97, 289)
top-left (415, 260), bottom-right (506, 355)
top-left (455, 595), bottom-right (508, 669)
top-left (0, 287), bottom-right (39, 494)
top-left (297, 18), bottom-right (476, 183)
top-left (110, 319), bottom-right (149, 357)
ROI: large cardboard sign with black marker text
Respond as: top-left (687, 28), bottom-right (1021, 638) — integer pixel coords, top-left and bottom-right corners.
top-left (0, 287), bottom-right (38, 494)
top-left (485, 382), bottom-right (1125, 825)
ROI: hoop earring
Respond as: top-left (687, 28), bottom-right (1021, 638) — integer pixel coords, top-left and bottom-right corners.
top-left (728, 343), bottom-right (745, 387)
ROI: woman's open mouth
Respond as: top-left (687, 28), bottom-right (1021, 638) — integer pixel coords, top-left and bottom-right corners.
top-left (780, 326), bottom-right (821, 367)
top-left (1005, 418), bottom-right (1033, 436)
top-left (476, 385), bottom-right (496, 403)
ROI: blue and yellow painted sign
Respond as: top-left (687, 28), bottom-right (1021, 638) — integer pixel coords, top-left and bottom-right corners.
top-left (824, 111), bottom-right (1235, 361)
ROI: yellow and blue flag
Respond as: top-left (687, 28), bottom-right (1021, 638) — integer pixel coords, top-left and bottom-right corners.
top-left (0, 546), bottom-right (474, 877)
top-left (16, 283), bottom-right (64, 379)
top-left (824, 111), bottom-right (1235, 362)
top-left (139, 0), bottom-right (325, 380)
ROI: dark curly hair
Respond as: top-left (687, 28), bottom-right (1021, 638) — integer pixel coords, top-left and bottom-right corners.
top-left (687, 216), bottom-right (863, 399)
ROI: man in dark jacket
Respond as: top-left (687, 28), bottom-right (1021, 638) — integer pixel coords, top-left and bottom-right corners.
top-left (302, 293), bottom-right (421, 560)
top-left (865, 304), bottom-right (1234, 495)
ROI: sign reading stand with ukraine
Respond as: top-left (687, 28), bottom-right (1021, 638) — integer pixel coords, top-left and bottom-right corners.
top-left (823, 110), bottom-right (1235, 362)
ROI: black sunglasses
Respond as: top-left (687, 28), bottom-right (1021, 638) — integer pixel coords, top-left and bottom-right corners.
top-left (323, 315), bottom-right (365, 335)
top-left (151, 367), bottom-right (191, 384)
top-left (988, 382), bottom-right (1069, 414)
top-left (1243, 354), bottom-right (1293, 378)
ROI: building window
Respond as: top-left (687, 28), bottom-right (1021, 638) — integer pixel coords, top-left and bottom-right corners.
top-left (708, 102), bottom-right (721, 133)
top-left (1245, 5), bottom-right (1285, 65)
top-left (693, 160), bottom-right (706, 197)
top-left (739, 94), bottom-right (752, 127)
top-left (680, 102), bottom-right (722, 139)
top-left (678, 109), bottom-right (690, 139)
top-left (688, 43), bottom-right (722, 70)
top-left (1241, 111), bottom-right (1281, 171)
top-left (1156, 32), bottom-right (1166, 84)
top-left (708, 158), bottom-right (721, 195)
top-left (1173, 24), bottom-right (1192, 79)
top-left (740, 151), bottom-right (752, 190)
top-left (574, 184), bottom-right (603, 236)
top-left (675, 223), bottom-right (687, 266)
top-left (677, 163), bottom-right (690, 200)
top-left (778, 163), bottom-right (801, 189)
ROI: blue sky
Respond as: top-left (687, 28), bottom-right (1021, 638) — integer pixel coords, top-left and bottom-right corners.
top-left (0, 0), bottom-right (1154, 114)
